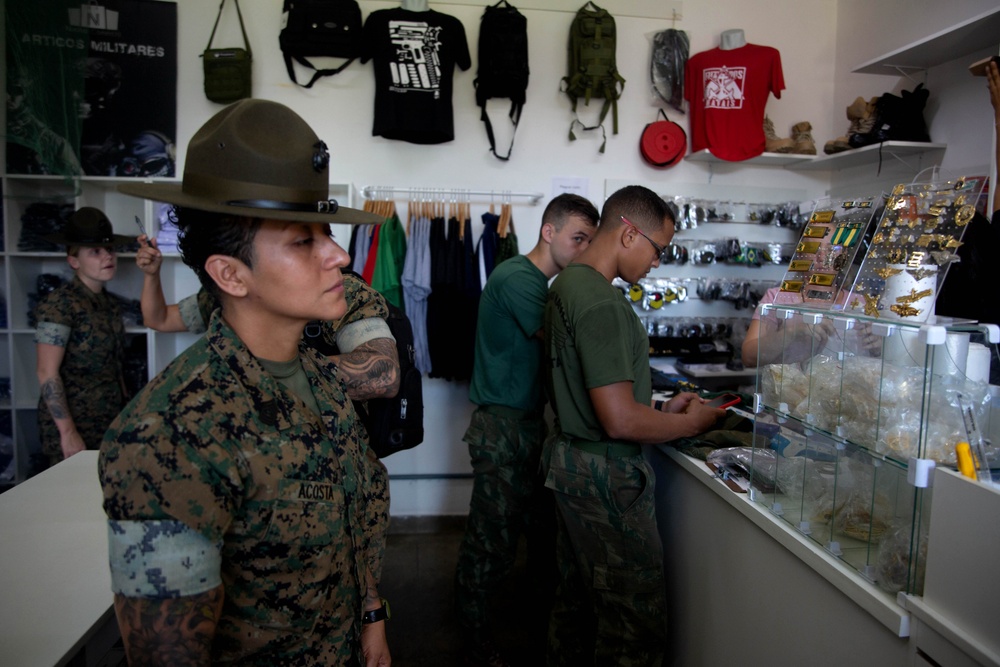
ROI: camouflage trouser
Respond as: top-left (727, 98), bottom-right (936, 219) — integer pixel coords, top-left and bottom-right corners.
top-left (542, 435), bottom-right (667, 667)
top-left (454, 405), bottom-right (554, 645)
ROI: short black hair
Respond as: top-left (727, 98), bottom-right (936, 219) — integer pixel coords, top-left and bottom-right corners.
top-left (541, 193), bottom-right (600, 230)
top-left (174, 206), bottom-right (261, 301)
top-left (600, 185), bottom-right (673, 233)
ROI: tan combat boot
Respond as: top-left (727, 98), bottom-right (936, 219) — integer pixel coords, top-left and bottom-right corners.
top-left (791, 121), bottom-right (816, 155)
top-left (824, 97), bottom-right (869, 154)
top-left (764, 116), bottom-right (794, 153)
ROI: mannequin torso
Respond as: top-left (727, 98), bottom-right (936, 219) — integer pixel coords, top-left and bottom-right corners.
top-left (720, 29), bottom-right (746, 50)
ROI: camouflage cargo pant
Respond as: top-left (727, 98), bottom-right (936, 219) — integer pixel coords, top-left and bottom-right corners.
top-left (542, 435), bottom-right (667, 667)
top-left (454, 405), bottom-right (554, 646)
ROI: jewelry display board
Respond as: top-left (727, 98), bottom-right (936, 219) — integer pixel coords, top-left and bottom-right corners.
top-left (842, 176), bottom-right (987, 323)
top-left (776, 195), bottom-right (883, 308)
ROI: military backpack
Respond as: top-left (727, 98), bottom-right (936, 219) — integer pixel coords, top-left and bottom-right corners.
top-left (304, 297), bottom-right (424, 459)
top-left (279, 0), bottom-right (364, 88)
top-left (562, 1), bottom-right (625, 153)
top-left (474, 0), bottom-right (530, 161)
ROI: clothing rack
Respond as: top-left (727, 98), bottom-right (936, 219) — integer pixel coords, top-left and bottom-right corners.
top-left (360, 185), bottom-right (544, 205)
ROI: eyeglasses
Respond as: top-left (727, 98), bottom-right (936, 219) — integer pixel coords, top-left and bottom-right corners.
top-left (620, 215), bottom-right (667, 262)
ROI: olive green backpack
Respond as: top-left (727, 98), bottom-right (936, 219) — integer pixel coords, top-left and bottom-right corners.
top-left (562, 2), bottom-right (625, 153)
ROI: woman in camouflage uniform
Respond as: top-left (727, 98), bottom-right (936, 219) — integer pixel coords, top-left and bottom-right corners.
top-left (100, 99), bottom-right (392, 667)
top-left (35, 207), bottom-right (134, 466)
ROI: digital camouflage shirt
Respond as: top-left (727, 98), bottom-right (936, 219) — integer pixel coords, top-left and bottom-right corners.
top-left (99, 310), bottom-right (390, 665)
top-left (34, 275), bottom-right (127, 463)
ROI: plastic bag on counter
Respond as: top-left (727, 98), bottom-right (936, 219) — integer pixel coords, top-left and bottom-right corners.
top-left (875, 518), bottom-right (927, 595)
top-left (706, 446), bottom-right (806, 496)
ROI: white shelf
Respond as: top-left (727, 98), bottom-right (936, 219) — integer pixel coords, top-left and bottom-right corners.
top-left (852, 7), bottom-right (1000, 74)
top-left (788, 141), bottom-right (946, 172)
top-left (684, 149), bottom-right (816, 167)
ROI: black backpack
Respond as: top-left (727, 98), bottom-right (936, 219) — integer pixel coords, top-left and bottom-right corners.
top-left (474, 1), bottom-right (529, 161)
top-left (563, 2), bottom-right (625, 153)
top-left (304, 301), bottom-right (424, 458)
top-left (279, 0), bottom-right (364, 89)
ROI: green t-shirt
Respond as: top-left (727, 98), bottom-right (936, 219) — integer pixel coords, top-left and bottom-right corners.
top-left (469, 254), bottom-right (548, 411)
top-left (545, 263), bottom-right (652, 442)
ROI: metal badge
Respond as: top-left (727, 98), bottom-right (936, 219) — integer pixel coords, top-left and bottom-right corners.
top-left (890, 304), bottom-right (921, 318)
top-left (955, 205), bottom-right (975, 227)
top-left (896, 288), bottom-right (933, 304)
top-left (805, 289), bottom-right (834, 301)
top-left (796, 241), bottom-right (821, 254)
top-left (788, 259), bottom-right (813, 272)
top-left (874, 266), bottom-right (903, 279)
top-left (810, 210), bottom-right (835, 224)
top-left (863, 293), bottom-right (881, 317)
top-left (803, 225), bottom-right (829, 238)
top-left (907, 267), bottom-right (936, 281)
top-left (808, 272), bottom-right (836, 286)
top-left (780, 280), bottom-right (804, 293)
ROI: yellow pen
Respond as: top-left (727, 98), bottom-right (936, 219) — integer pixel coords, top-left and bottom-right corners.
top-left (955, 442), bottom-right (976, 479)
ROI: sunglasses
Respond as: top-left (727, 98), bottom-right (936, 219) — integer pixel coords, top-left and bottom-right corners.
top-left (620, 215), bottom-right (667, 262)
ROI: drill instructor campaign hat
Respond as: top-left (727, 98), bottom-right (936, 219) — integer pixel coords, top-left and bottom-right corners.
top-left (118, 99), bottom-right (383, 225)
top-left (45, 207), bottom-right (136, 247)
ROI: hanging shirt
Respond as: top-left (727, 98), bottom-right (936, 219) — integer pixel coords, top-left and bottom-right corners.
top-left (401, 216), bottom-right (433, 374)
top-left (371, 213), bottom-right (408, 311)
top-left (361, 8), bottom-right (471, 144)
top-left (362, 224), bottom-right (382, 285)
top-left (476, 211), bottom-right (500, 286)
top-left (684, 44), bottom-right (784, 161)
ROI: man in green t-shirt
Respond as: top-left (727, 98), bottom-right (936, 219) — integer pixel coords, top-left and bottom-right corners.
top-left (543, 185), bottom-right (724, 667)
top-left (455, 193), bottom-right (599, 666)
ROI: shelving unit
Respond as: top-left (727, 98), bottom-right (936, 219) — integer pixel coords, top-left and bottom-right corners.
top-left (788, 141), bottom-right (946, 172)
top-left (684, 148), bottom-right (815, 167)
top-left (851, 6), bottom-right (1000, 75)
top-left (0, 176), bottom-right (356, 485)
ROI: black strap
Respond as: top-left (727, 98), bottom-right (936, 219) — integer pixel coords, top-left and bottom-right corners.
top-left (481, 99), bottom-right (522, 161)
top-left (206, 0), bottom-right (251, 55)
top-left (284, 53), bottom-right (356, 89)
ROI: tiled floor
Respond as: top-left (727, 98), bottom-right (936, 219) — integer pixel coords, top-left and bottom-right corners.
top-left (381, 516), bottom-right (546, 667)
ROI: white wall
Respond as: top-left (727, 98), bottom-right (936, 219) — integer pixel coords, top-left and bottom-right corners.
top-left (164, 0), bottom-right (995, 516)
top-left (829, 0), bottom-right (998, 196)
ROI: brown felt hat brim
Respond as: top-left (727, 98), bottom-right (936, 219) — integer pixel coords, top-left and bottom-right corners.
top-left (117, 99), bottom-right (384, 226)
top-left (117, 181), bottom-right (384, 225)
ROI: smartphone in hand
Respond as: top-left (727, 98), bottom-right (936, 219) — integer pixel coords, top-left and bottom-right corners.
top-left (705, 393), bottom-right (741, 409)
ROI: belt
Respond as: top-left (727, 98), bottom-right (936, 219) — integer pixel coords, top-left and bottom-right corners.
top-left (480, 404), bottom-right (542, 420)
top-left (570, 439), bottom-right (641, 458)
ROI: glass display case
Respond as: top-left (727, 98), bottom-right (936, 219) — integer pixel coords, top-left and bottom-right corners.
top-left (746, 179), bottom-right (998, 597)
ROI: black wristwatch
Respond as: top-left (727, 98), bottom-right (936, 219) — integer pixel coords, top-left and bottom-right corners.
top-left (362, 598), bottom-right (391, 624)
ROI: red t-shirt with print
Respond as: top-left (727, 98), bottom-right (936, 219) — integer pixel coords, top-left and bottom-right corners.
top-left (684, 44), bottom-right (785, 161)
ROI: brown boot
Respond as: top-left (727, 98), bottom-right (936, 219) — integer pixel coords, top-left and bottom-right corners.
top-left (791, 121), bottom-right (816, 155)
top-left (824, 97), bottom-right (871, 154)
top-left (764, 116), bottom-right (794, 153)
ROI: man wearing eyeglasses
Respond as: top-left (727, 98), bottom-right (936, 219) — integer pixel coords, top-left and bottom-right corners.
top-left (542, 185), bottom-right (724, 667)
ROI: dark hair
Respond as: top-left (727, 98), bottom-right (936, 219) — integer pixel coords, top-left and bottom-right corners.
top-left (600, 185), bottom-right (673, 233)
top-left (173, 206), bottom-right (261, 301)
top-left (542, 193), bottom-right (600, 230)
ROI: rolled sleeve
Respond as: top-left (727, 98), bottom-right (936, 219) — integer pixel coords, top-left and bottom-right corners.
top-left (35, 321), bottom-right (71, 346)
top-left (107, 519), bottom-right (222, 598)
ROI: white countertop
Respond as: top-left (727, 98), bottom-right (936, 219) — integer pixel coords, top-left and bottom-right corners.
top-left (657, 446), bottom-right (910, 637)
top-left (0, 452), bottom-right (114, 666)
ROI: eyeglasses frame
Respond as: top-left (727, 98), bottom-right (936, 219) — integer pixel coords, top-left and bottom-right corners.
top-left (620, 215), bottom-right (668, 263)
